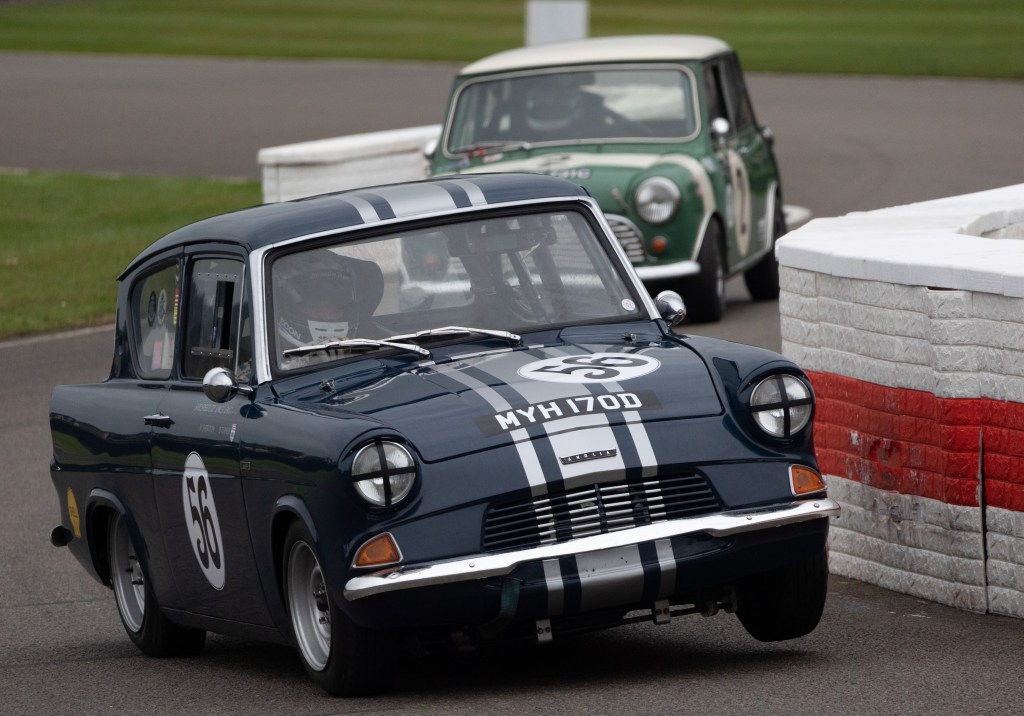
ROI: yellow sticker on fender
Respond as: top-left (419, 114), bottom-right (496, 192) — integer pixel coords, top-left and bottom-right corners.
top-left (67, 488), bottom-right (81, 539)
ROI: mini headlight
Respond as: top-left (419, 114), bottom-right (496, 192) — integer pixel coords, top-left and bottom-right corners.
top-left (634, 177), bottom-right (681, 225)
top-left (750, 374), bottom-right (813, 439)
top-left (351, 440), bottom-right (416, 508)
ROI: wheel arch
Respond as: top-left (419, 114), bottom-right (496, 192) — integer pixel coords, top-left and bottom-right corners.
top-left (270, 495), bottom-right (319, 605)
top-left (84, 489), bottom-right (137, 587)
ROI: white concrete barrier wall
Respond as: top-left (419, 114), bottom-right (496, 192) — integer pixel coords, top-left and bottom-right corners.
top-left (778, 184), bottom-right (1024, 617)
top-left (258, 125), bottom-right (441, 203)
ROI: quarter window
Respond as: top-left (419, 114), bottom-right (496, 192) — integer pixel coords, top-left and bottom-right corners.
top-left (182, 258), bottom-right (246, 380)
top-left (131, 262), bottom-right (180, 380)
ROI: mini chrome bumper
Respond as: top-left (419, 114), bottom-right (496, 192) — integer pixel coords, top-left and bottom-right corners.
top-left (634, 260), bottom-right (701, 281)
top-left (343, 498), bottom-right (840, 601)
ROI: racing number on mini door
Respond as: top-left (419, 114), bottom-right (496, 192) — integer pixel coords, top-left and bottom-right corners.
top-left (182, 452), bottom-right (226, 590)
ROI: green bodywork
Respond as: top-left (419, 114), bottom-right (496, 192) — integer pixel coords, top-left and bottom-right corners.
top-left (429, 55), bottom-right (782, 288)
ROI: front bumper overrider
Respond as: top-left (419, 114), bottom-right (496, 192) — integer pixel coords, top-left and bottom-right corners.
top-left (343, 498), bottom-right (839, 601)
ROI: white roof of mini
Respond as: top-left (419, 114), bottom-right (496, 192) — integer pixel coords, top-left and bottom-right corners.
top-left (459, 35), bottom-right (732, 76)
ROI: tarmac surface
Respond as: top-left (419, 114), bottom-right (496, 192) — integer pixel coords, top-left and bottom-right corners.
top-left (2, 52), bottom-right (1024, 713)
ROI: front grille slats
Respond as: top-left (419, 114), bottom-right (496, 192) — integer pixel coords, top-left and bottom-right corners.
top-left (482, 473), bottom-right (722, 552)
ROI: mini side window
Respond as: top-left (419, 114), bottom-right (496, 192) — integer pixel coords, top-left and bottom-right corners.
top-left (182, 258), bottom-right (245, 380)
top-left (132, 262), bottom-right (181, 380)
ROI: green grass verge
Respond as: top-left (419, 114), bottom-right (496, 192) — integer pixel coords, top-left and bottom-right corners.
top-left (0, 171), bottom-right (260, 340)
top-left (0, 0), bottom-right (1021, 78)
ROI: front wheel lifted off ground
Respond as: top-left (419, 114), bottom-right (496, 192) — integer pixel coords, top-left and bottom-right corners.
top-left (735, 544), bottom-right (829, 641)
top-left (283, 521), bottom-right (393, 696)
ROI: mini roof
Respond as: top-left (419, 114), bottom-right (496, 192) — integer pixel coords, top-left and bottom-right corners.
top-left (459, 35), bottom-right (732, 76)
top-left (121, 174), bottom-right (590, 278)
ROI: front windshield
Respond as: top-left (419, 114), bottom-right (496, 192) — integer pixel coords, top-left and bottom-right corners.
top-left (269, 208), bottom-right (644, 371)
top-left (446, 65), bottom-right (698, 153)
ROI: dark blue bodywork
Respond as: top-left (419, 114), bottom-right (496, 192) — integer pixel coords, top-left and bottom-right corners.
top-left (49, 174), bottom-right (834, 672)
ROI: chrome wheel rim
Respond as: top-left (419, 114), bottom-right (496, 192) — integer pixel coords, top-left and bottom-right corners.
top-left (286, 540), bottom-right (331, 671)
top-left (109, 515), bottom-right (145, 633)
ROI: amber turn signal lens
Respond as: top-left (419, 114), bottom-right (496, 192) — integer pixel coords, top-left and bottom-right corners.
top-left (790, 465), bottom-right (826, 495)
top-left (651, 236), bottom-right (669, 254)
top-left (353, 533), bottom-right (402, 568)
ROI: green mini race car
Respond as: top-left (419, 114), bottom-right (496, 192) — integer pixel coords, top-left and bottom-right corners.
top-left (429, 35), bottom-right (787, 322)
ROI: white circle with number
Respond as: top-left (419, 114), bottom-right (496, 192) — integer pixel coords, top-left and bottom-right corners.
top-left (518, 353), bottom-right (661, 383)
top-left (182, 452), bottom-right (225, 590)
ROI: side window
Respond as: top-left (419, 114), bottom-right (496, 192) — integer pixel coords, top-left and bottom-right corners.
top-left (722, 55), bottom-right (755, 133)
top-left (702, 64), bottom-right (727, 125)
top-left (132, 262), bottom-right (180, 380)
top-left (703, 57), bottom-right (755, 135)
top-left (182, 257), bottom-right (246, 380)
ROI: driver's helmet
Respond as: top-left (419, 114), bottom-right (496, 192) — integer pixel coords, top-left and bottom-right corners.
top-left (524, 75), bottom-right (584, 133)
top-left (274, 249), bottom-right (359, 350)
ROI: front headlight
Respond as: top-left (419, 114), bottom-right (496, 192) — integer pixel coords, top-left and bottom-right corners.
top-left (634, 177), bottom-right (681, 224)
top-left (351, 440), bottom-right (417, 508)
top-left (749, 374), bottom-right (813, 439)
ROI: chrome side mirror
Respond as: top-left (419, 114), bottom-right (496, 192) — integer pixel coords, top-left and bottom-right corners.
top-left (423, 138), bottom-right (438, 161)
top-left (760, 124), bottom-right (775, 147)
top-left (710, 117), bottom-right (730, 150)
top-left (655, 290), bottom-right (687, 327)
top-left (203, 367), bottom-right (254, 403)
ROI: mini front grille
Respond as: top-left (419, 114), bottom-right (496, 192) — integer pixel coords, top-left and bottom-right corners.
top-left (482, 473), bottom-right (722, 553)
top-left (606, 215), bottom-right (647, 264)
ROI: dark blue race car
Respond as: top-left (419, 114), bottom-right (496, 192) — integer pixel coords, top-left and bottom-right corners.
top-left (49, 173), bottom-right (838, 696)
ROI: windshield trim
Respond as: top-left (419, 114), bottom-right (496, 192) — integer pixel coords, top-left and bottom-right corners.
top-left (441, 62), bottom-right (702, 160)
top-left (249, 197), bottom-right (658, 383)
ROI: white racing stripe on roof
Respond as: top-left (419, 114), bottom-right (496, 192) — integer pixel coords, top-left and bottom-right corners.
top-left (447, 178), bottom-right (489, 206)
top-left (343, 196), bottom-right (380, 223)
top-left (375, 183), bottom-right (458, 218)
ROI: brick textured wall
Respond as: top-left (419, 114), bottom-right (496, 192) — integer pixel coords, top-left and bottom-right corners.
top-left (777, 185), bottom-right (1024, 618)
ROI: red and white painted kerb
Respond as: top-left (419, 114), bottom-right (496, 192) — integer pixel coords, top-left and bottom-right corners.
top-left (778, 184), bottom-right (1024, 618)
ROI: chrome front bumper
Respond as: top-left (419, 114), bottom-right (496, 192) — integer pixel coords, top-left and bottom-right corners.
top-left (343, 498), bottom-right (840, 601)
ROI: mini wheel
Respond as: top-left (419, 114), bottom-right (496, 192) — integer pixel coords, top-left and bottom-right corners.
top-left (744, 195), bottom-right (785, 301)
top-left (682, 220), bottom-right (725, 323)
top-left (108, 511), bottom-right (206, 656)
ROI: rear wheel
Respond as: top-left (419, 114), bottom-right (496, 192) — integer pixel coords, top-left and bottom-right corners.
top-left (108, 512), bottom-right (206, 656)
top-left (682, 220), bottom-right (725, 323)
top-left (743, 198), bottom-right (785, 301)
top-left (283, 522), bottom-right (393, 696)
top-left (736, 545), bottom-right (828, 642)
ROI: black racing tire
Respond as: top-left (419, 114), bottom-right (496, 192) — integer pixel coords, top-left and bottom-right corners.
top-left (682, 220), bottom-right (725, 323)
top-left (282, 521), bottom-right (393, 696)
top-left (736, 545), bottom-right (829, 642)
top-left (743, 198), bottom-right (786, 301)
top-left (107, 512), bottom-right (206, 657)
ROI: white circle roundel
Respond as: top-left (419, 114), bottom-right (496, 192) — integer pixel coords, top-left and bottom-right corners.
top-left (518, 353), bottom-right (661, 383)
top-left (181, 452), bottom-right (225, 590)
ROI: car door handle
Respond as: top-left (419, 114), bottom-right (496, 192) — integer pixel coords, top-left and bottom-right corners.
top-left (144, 413), bottom-right (173, 428)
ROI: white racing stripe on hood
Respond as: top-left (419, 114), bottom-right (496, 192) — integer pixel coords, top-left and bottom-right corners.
top-left (441, 368), bottom-right (548, 496)
top-left (459, 152), bottom-right (716, 213)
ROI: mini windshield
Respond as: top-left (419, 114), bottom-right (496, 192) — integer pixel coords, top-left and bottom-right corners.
top-left (268, 208), bottom-right (644, 371)
top-left (446, 66), bottom-right (698, 153)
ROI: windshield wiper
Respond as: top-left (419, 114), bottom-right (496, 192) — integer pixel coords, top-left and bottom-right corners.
top-left (452, 140), bottom-right (533, 156)
top-left (386, 326), bottom-right (523, 347)
top-left (282, 338), bottom-right (431, 359)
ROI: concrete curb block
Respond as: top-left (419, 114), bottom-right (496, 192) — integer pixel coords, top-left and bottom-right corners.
top-left (259, 125), bottom-right (442, 203)
top-left (780, 184), bottom-right (1024, 618)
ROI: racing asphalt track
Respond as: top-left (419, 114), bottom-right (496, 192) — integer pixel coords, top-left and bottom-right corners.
top-left (2, 53), bottom-right (1024, 713)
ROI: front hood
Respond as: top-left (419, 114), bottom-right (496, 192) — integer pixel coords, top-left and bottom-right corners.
top-left (451, 150), bottom-right (710, 214)
top-left (309, 333), bottom-right (722, 464)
